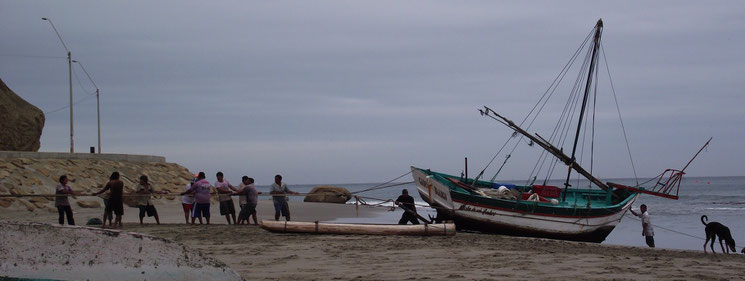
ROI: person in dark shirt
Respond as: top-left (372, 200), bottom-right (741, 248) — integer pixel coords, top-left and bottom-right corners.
top-left (395, 189), bottom-right (419, 225)
top-left (93, 171), bottom-right (124, 229)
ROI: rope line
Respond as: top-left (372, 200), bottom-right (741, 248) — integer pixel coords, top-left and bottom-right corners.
top-left (349, 170), bottom-right (413, 195)
top-left (0, 192), bottom-right (363, 198)
top-left (350, 181), bottom-right (413, 195)
top-left (601, 42), bottom-right (639, 185)
top-left (624, 213), bottom-right (743, 251)
top-left (9, 190), bottom-right (734, 250)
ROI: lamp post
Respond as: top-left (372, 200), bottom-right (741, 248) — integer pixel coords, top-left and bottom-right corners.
top-left (73, 60), bottom-right (101, 153)
top-left (42, 17), bottom-right (74, 153)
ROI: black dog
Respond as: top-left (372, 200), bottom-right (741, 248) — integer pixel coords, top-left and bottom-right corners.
top-left (701, 215), bottom-right (737, 254)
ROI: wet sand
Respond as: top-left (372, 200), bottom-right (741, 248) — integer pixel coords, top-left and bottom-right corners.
top-left (2, 200), bottom-right (744, 280)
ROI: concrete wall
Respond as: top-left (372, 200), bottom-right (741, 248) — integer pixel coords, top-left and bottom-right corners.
top-left (0, 151), bottom-right (165, 163)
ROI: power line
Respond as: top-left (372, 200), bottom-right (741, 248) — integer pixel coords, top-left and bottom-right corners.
top-left (44, 95), bottom-right (94, 115)
top-left (43, 62), bottom-right (98, 115)
top-left (72, 64), bottom-right (96, 95)
top-left (0, 54), bottom-right (66, 59)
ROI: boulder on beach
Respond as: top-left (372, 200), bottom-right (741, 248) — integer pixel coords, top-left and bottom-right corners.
top-left (303, 186), bottom-right (352, 204)
top-left (76, 200), bottom-right (100, 208)
top-left (0, 78), bottom-right (45, 151)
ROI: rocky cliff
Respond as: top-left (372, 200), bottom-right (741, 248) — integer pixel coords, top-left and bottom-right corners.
top-left (0, 78), bottom-right (45, 151)
top-left (0, 157), bottom-right (193, 212)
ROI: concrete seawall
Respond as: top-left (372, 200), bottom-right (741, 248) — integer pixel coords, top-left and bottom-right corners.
top-left (0, 151), bottom-right (165, 163)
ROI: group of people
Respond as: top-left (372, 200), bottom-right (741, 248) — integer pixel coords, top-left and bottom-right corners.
top-left (54, 171), bottom-right (301, 228)
top-left (54, 171), bottom-right (427, 229)
top-left (179, 171), bottom-right (267, 225)
top-left (55, 171), bottom-right (161, 229)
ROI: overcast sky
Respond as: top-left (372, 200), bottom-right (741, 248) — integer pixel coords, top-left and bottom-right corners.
top-left (1, 1), bottom-right (743, 185)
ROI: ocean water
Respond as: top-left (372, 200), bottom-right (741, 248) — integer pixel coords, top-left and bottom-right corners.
top-left (257, 176), bottom-right (745, 252)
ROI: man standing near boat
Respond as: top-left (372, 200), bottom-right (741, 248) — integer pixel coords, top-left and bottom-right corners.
top-left (395, 189), bottom-right (420, 225)
top-left (630, 204), bottom-right (655, 248)
top-left (270, 174), bottom-right (298, 221)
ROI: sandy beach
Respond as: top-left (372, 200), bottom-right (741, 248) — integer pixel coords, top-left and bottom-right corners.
top-left (2, 200), bottom-right (744, 280)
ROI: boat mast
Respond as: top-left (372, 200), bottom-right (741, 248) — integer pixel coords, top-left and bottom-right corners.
top-left (480, 19), bottom-right (617, 200)
top-left (481, 108), bottom-right (610, 193)
top-left (562, 19), bottom-right (603, 201)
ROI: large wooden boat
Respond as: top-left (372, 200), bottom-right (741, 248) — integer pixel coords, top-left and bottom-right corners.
top-left (260, 220), bottom-right (456, 236)
top-left (411, 19), bottom-right (704, 243)
top-left (411, 166), bottom-right (635, 242)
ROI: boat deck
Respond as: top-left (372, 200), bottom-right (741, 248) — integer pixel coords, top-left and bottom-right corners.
top-left (432, 170), bottom-right (635, 210)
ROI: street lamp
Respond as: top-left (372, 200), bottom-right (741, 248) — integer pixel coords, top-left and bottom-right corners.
top-left (73, 60), bottom-right (101, 153)
top-left (42, 17), bottom-right (74, 153)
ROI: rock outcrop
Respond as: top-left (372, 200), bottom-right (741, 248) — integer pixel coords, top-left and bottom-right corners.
top-left (303, 186), bottom-right (352, 204)
top-left (0, 157), bottom-right (194, 212)
top-left (0, 78), bottom-right (45, 151)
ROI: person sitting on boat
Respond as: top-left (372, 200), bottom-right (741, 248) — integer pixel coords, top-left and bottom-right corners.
top-left (270, 174), bottom-right (299, 221)
top-left (395, 189), bottom-right (420, 225)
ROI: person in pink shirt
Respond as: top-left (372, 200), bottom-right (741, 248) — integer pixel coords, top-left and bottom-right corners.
top-left (214, 171), bottom-right (238, 224)
top-left (181, 172), bottom-right (213, 224)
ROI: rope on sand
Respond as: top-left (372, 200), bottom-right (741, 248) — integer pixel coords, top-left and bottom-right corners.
top-left (624, 213), bottom-right (743, 252)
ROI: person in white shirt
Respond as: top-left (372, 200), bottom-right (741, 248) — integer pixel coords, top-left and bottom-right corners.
top-left (182, 176), bottom-right (197, 224)
top-left (55, 175), bottom-right (76, 225)
top-left (214, 171), bottom-right (238, 224)
top-left (630, 204), bottom-right (655, 248)
top-left (270, 174), bottom-right (299, 221)
top-left (136, 175), bottom-right (162, 225)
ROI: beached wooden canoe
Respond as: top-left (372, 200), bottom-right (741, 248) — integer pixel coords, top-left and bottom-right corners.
top-left (260, 220), bottom-right (456, 236)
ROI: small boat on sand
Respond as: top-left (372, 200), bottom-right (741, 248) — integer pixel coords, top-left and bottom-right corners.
top-left (260, 220), bottom-right (456, 236)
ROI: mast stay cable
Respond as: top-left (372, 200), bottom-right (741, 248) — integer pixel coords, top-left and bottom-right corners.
top-left (478, 27), bottom-right (596, 184)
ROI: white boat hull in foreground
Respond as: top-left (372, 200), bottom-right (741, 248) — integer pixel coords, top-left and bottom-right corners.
top-left (0, 221), bottom-right (243, 281)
